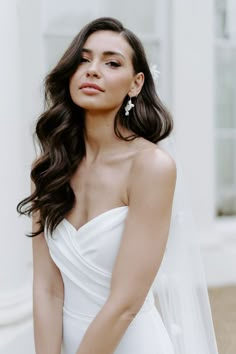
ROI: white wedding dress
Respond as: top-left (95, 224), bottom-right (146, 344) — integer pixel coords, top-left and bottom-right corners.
top-left (45, 206), bottom-right (175, 354)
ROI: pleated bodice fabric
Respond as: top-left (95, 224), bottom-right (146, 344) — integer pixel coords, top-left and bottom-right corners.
top-left (45, 206), bottom-right (175, 354)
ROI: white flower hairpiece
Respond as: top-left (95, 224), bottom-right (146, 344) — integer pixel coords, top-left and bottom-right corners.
top-left (150, 64), bottom-right (160, 86)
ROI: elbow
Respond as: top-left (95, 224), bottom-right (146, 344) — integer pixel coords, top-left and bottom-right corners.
top-left (33, 279), bottom-right (64, 303)
top-left (120, 306), bottom-right (140, 322)
top-left (106, 294), bottom-right (144, 321)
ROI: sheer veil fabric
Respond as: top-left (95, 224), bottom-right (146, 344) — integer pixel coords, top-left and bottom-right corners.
top-left (149, 65), bottom-right (218, 353)
top-left (152, 136), bottom-right (219, 354)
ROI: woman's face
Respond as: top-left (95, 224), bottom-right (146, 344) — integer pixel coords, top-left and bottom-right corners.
top-left (69, 30), bottom-right (143, 114)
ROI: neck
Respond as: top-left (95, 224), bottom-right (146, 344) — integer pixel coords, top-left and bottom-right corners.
top-left (83, 110), bottom-right (131, 164)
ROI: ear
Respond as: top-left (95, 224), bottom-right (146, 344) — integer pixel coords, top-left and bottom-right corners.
top-left (128, 72), bottom-right (144, 97)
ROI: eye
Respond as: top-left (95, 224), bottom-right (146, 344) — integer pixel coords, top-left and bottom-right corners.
top-left (80, 57), bottom-right (90, 63)
top-left (106, 61), bottom-right (121, 68)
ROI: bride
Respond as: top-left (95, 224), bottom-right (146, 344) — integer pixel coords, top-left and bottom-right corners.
top-left (17, 17), bottom-right (218, 354)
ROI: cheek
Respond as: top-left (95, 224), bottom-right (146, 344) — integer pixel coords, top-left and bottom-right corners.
top-left (69, 74), bottom-right (79, 97)
top-left (70, 67), bottom-right (83, 87)
top-left (108, 75), bottom-right (132, 95)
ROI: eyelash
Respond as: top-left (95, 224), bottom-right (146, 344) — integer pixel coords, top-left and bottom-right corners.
top-left (107, 61), bottom-right (121, 68)
top-left (80, 58), bottom-right (121, 68)
top-left (80, 57), bottom-right (89, 63)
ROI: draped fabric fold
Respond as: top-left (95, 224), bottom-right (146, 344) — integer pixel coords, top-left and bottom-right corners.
top-left (45, 207), bottom-right (175, 354)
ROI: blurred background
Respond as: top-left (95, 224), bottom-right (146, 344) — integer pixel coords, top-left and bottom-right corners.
top-left (0, 0), bottom-right (235, 353)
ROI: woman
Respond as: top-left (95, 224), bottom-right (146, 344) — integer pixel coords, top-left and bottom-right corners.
top-left (17, 17), bottom-right (216, 354)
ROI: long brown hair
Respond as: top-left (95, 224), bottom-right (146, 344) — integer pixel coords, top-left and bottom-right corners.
top-left (17, 17), bottom-right (173, 237)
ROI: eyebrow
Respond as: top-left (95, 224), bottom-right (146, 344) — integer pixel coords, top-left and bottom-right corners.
top-left (82, 48), bottom-right (126, 60)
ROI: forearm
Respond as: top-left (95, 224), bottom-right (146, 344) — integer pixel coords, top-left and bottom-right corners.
top-left (76, 299), bottom-right (136, 354)
top-left (33, 291), bottom-right (63, 354)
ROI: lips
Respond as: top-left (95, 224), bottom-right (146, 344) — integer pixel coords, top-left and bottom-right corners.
top-left (80, 82), bottom-right (104, 92)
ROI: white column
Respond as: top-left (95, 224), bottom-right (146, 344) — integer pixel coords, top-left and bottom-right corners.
top-left (0, 0), bottom-right (31, 347)
top-left (0, 0), bottom-right (43, 350)
top-left (171, 0), bottom-right (215, 230)
top-left (0, 0), bottom-right (31, 294)
top-left (226, 0), bottom-right (236, 39)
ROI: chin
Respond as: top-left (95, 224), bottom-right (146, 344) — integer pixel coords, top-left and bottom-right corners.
top-left (73, 97), bottom-right (100, 109)
top-left (77, 102), bottom-right (117, 113)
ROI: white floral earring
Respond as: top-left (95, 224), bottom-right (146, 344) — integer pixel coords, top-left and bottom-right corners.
top-left (124, 96), bottom-right (134, 116)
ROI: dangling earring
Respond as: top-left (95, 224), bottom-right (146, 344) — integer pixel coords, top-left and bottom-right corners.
top-left (124, 97), bottom-right (134, 116)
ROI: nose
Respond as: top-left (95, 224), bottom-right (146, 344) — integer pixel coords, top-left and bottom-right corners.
top-left (86, 62), bottom-right (101, 78)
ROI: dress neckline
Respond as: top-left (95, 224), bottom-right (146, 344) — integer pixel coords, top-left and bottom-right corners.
top-left (63, 205), bottom-right (129, 234)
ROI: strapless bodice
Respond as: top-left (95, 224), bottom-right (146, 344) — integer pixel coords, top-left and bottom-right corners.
top-left (44, 206), bottom-right (155, 320)
top-left (44, 206), bottom-right (175, 354)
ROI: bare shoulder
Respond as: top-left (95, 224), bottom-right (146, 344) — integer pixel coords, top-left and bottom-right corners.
top-left (125, 140), bottom-right (177, 215)
top-left (129, 140), bottom-right (176, 183)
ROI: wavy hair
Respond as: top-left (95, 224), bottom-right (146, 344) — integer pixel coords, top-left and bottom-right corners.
top-left (17, 17), bottom-right (173, 237)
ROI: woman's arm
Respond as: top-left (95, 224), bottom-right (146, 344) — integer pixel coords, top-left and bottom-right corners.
top-left (76, 148), bottom-right (177, 354)
top-left (31, 179), bottom-right (64, 354)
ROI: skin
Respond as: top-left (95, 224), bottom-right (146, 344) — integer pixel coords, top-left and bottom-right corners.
top-left (32, 30), bottom-right (176, 354)
top-left (32, 188), bottom-right (64, 354)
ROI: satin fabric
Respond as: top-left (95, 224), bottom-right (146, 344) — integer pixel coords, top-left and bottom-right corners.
top-left (45, 206), bottom-right (175, 354)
